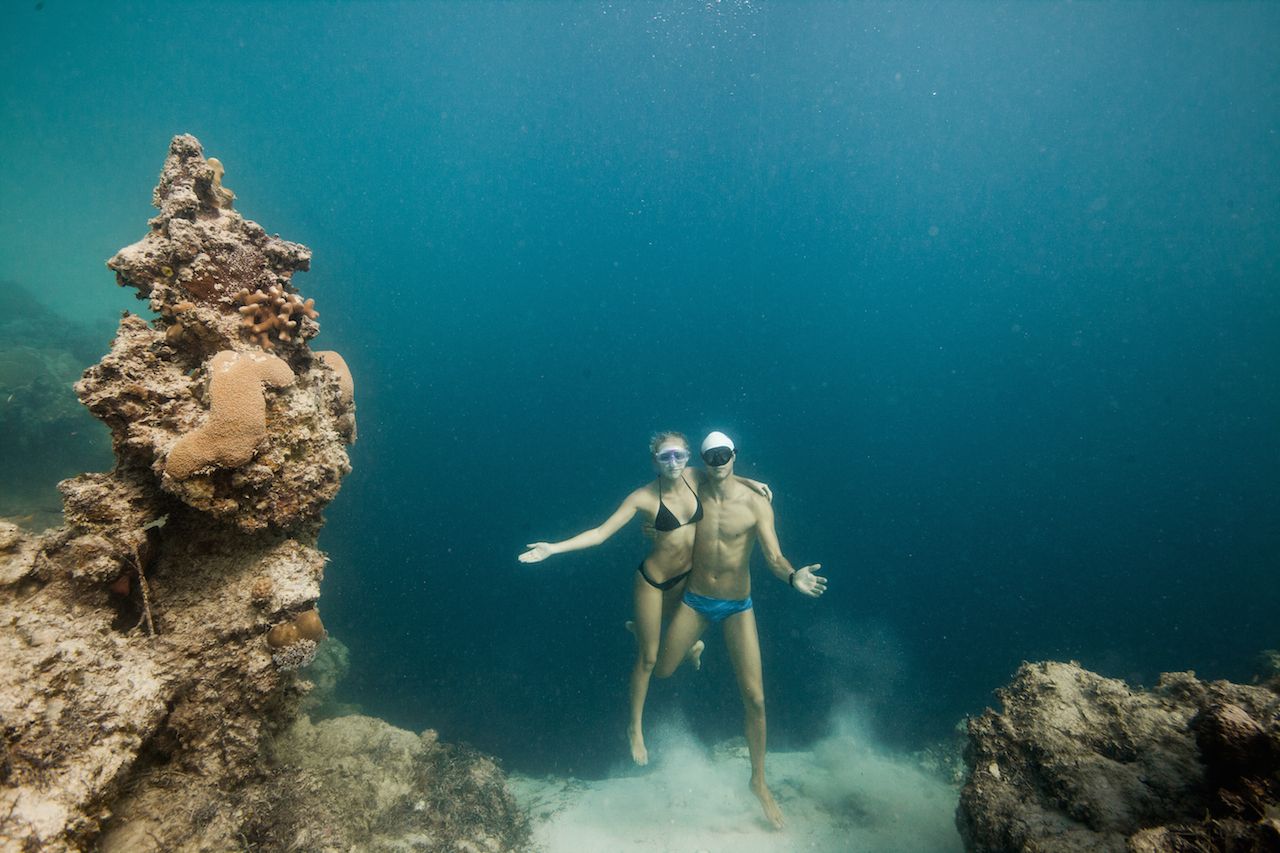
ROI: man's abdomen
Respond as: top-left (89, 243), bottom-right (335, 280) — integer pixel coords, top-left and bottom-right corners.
top-left (688, 560), bottom-right (752, 599)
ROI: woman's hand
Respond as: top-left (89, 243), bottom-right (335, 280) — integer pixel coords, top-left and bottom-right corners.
top-left (790, 564), bottom-right (826, 597)
top-left (519, 543), bottom-right (554, 563)
top-left (743, 479), bottom-right (773, 502)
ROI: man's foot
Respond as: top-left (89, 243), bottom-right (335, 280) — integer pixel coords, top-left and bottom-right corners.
top-left (688, 639), bottom-right (705, 671)
top-left (750, 776), bottom-right (785, 830)
top-left (628, 724), bottom-right (648, 766)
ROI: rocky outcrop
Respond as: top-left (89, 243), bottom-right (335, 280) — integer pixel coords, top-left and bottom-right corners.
top-left (0, 133), bottom-right (352, 852)
top-left (957, 660), bottom-right (1280, 852)
top-left (248, 715), bottom-right (530, 852)
top-left (0, 135), bottom-right (525, 852)
top-left (86, 134), bottom-right (353, 531)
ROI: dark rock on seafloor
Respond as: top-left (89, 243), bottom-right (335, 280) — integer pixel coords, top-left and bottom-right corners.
top-left (956, 660), bottom-right (1280, 853)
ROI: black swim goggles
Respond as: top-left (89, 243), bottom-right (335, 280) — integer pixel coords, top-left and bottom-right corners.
top-left (701, 446), bottom-right (735, 467)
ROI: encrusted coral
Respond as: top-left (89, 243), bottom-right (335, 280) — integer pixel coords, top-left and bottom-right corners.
top-left (272, 639), bottom-right (318, 672)
top-left (106, 135), bottom-right (315, 357)
top-left (164, 350), bottom-right (295, 480)
top-left (250, 576), bottom-right (273, 605)
top-left (234, 285), bottom-right (319, 350)
top-left (266, 609), bottom-right (326, 668)
top-left (313, 351), bottom-right (353, 405)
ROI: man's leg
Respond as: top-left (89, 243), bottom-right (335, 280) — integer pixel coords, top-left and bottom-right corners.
top-left (723, 608), bottom-right (784, 829)
top-left (653, 601), bottom-right (707, 679)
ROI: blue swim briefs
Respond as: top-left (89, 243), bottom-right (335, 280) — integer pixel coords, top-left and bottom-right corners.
top-left (682, 590), bottom-right (753, 623)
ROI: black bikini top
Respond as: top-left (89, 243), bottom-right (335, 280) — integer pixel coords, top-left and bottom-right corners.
top-left (654, 475), bottom-right (703, 532)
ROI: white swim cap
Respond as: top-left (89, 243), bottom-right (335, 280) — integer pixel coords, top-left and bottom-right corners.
top-left (701, 431), bottom-right (735, 453)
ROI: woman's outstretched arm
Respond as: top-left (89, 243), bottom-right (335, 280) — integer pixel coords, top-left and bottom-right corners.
top-left (519, 489), bottom-right (644, 563)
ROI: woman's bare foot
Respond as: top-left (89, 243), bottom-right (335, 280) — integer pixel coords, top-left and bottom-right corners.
top-left (628, 724), bottom-right (648, 766)
top-left (750, 776), bottom-right (785, 829)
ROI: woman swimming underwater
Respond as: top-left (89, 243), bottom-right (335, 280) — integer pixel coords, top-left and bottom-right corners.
top-left (519, 431), bottom-right (769, 765)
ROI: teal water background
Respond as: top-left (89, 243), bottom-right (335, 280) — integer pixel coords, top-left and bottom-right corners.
top-left (2, 2), bottom-right (1277, 777)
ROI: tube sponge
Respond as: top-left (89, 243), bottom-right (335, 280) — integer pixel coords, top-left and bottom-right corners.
top-left (165, 350), bottom-right (294, 480)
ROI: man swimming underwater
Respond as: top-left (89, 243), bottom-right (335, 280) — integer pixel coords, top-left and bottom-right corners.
top-left (653, 431), bottom-right (826, 829)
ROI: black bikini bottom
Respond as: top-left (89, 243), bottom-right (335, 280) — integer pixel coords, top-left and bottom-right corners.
top-left (637, 561), bottom-right (691, 592)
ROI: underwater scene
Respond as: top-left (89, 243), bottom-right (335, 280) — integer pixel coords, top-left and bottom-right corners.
top-left (1, 2), bottom-right (1278, 851)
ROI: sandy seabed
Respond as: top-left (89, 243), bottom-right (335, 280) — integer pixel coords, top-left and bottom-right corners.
top-left (509, 722), bottom-right (963, 853)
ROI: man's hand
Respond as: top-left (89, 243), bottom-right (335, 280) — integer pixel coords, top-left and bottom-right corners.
top-left (519, 542), bottom-right (554, 563)
top-left (791, 564), bottom-right (826, 597)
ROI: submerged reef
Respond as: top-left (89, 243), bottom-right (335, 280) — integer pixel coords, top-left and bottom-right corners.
top-left (0, 283), bottom-right (113, 523)
top-left (0, 135), bottom-right (525, 852)
top-left (957, 660), bottom-right (1280, 852)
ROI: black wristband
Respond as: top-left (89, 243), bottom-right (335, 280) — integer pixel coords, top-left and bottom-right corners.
top-left (788, 570), bottom-right (796, 587)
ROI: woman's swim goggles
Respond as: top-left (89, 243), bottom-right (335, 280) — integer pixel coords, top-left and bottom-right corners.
top-left (701, 446), bottom-right (735, 467)
top-left (655, 448), bottom-right (691, 464)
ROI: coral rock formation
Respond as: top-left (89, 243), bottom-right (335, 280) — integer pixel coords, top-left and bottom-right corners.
top-left (0, 135), bottom-right (354, 851)
top-left (1, 134), bottom-right (527, 853)
top-left (76, 135), bottom-right (357, 532)
top-left (957, 660), bottom-right (1280, 852)
top-left (107, 135), bottom-right (311, 333)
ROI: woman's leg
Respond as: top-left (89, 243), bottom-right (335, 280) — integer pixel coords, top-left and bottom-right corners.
top-left (662, 581), bottom-right (704, 670)
top-left (654, 600), bottom-right (708, 679)
top-left (626, 570), bottom-right (665, 766)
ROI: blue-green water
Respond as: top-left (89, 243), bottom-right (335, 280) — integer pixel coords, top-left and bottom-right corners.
top-left (2, 1), bottom-right (1277, 782)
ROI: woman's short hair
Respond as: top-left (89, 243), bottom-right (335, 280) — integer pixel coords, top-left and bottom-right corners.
top-left (649, 430), bottom-right (689, 455)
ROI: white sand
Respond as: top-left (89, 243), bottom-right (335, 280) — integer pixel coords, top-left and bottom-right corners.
top-left (509, 724), bottom-right (963, 853)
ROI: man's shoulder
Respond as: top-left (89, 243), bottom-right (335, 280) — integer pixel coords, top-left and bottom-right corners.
top-left (737, 487), bottom-right (772, 513)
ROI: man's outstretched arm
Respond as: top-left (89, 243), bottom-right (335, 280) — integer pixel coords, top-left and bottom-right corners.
top-left (753, 496), bottom-right (826, 598)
